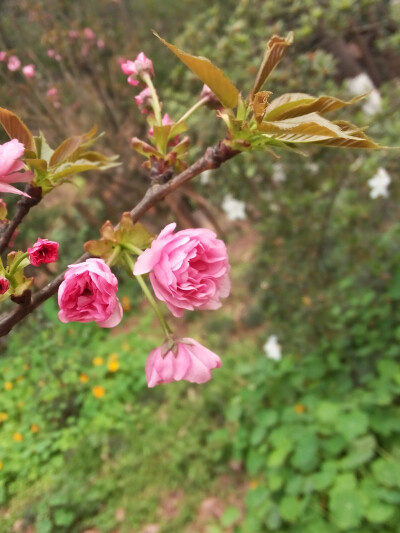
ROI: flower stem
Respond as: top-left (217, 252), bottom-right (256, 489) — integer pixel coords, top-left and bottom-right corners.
top-left (123, 252), bottom-right (172, 337)
top-left (106, 245), bottom-right (121, 267)
top-left (8, 252), bottom-right (29, 278)
top-left (123, 243), bottom-right (143, 256)
top-left (143, 72), bottom-right (162, 126)
top-left (177, 96), bottom-right (208, 124)
top-left (135, 274), bottom-right (172, 337)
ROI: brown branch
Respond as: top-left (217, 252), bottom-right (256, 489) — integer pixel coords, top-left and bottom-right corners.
top-left (0, 185), bottom-right (42, 255)
top-left (0, 142), bottom-right (239, 338)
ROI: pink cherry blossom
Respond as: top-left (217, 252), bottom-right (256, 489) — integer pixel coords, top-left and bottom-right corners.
top-left (134, 223), bottom-right (230, 317)
top-left (0, 139), bottom-right (33, 196)
top-left (68, 30), bottom-right (79, 39)
top-left (7, 55), bottom-right (21, 71)
top-left (83, 27), bottom-right (95, 40)
top-left (0, 277), bottom-right (9, 295)
top-left (27, 238), bottom-right (59, 266)
top-left (0, 52), bottom-right (6, 62)
top-left (22, 64), bottom-right (35, 78)
top-left (146, 338), bottom-right (222, 387)
top-left (97, 39), bottom-right (105, 49)
top-left (58, 258), bottom-right (123, 328)
top-left (121, 52), bottom-right (154, 86)
top-left (47, 49), bottom-right (55, 58)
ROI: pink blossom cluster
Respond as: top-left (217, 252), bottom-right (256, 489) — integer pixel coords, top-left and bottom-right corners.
top-left (57, 223), bottom-right (230, 388)
top-left (0, 52), bottom-right (36, 78)
top-left (121, 52), bottom-right (154, 87)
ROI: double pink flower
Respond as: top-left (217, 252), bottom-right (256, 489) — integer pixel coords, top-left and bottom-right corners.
top-left (0, 139), bottom-right (33, 196)
top-left (58, 258), bottom-right (123, 328)
top-left (146, 338), bottom-right (222, 387)
top-left (134, 223), bottom-right (230, 317)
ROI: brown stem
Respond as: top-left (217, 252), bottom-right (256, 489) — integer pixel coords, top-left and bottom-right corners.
top-left (0, 142), bottom-right (239, 338)
top-left (0, 185), bottom-right (42, 255)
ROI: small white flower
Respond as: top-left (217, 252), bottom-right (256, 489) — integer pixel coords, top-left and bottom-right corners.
top-left (200, 170), bottom-right (211, 185)
top-left (305, 162), bottom-right (319, 175)
top-left (368, 168), bottom-right (391, 199)
top-left (272, 163), bottom-right (286, 183)
top-left (263, 335), bottom-right (282, 361)
top-left (346, 73), bottom-right (382, 116)
top-left (221, 195), bottom-right (246, 221)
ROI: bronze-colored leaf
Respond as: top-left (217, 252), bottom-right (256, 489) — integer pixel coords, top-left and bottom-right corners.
top-left (153, 31), bottom-right (239, 109)
top-left (257, 112), bottom-right (345, 141)
top-left (250, 33), bottom-right (293, 99)
top-left (251, 91), bottom-right (272, 122)
top-left (50, 125), bottom-right (97, 167)
top-left (264, 93), bottom-right (366, 121)
top-left (0, 107), bottom-right (35, 152)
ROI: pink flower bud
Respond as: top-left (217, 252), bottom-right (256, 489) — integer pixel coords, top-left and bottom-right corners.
top-left (134, 223), bottom-right (230, 317)
top-left (83, 27), bottom-right (95, 40)
top-left (7, 56), bottom-right (21, 72)
top-left (27, 238), bottom-right (59, 266)
top-left (47, 49), bottom-right (55, 58)
top-left (58, 258), bottom-right (123, 328)
top-left (146, 338), bottom-right (222, 387)
top-left (201, 84), bottom-right (222, 109)
top-left (22, 64), bottom-right (35, 78)
top-left (46, 87), bottom-right (57, 97)
top-left (134, 87), bottom-right (152, 113)
top-left (0, 139), bottom-right (33, 197)
top-left (68, 30), bottom-right (79, 39)
top-left (0, 52), bottom-right (6, 62)
top-left (0, 277), bottom-right (9, 295)
top-left (121, 52), bottom-right (154, 86)
top-left (97, 39), bottom-right (105, 49)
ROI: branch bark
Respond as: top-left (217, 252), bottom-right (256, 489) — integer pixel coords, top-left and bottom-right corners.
top-left (0, 141), bottom-right (239, 338)
top-left (0, 185), bottom-right (42, 254)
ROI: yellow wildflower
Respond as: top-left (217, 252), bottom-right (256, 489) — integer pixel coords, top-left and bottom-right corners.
top-left (294, 403), bottom-right (305, 414)
top-left (0, 413), bottom-right (8, 422)
top-left (13, 433), bottom-right (23, 442)
top-left (4, 381), bottom-right (13, 391)
top-left (92, 386), bottom-right (105, 398)
top-left (93, 357), bottom-right (104, 366)
top-left (0, 461), bottom-right (2, 470)
top-left (30, 424), bottom-right (39, 433)
top-left (121, 296), bottom-right (131, 312)
top-left (79, 374), bottom-right (89, 383)
top-left (108, 360), bottom-right (119, 373)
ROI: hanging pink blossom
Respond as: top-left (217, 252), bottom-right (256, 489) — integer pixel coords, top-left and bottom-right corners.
top-left (58, 258), bottom-right (123, 328)
top-left (7, 56), bottom-right (21, 71)
top-left (0, 139), bottom-right (33, 196)
top-left (134, 223), bottom-right (230, 317)
top-left (121, 52), bottom-right (154, 86)
top-left (27, 238), bottom-right (59, 266)
top-left (22, 64), bottom-right (35, 78)
top-left (146, 338), bottom-right (222, 387)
